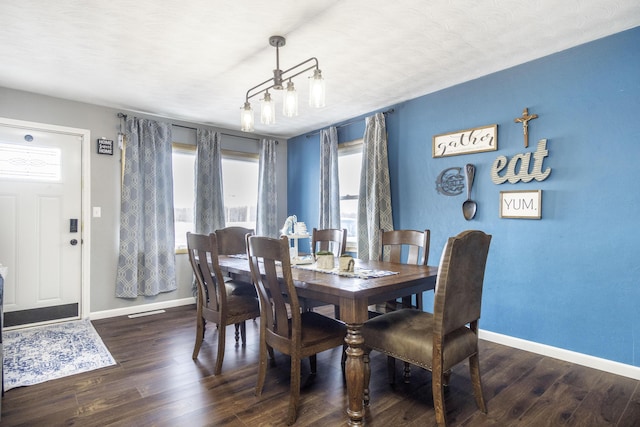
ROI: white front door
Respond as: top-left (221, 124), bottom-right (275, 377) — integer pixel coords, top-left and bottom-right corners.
top-left (0, 118), bottom-right (88, 326)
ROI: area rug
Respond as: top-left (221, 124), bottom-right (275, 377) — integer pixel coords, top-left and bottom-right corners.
top-left (3, 319), bottom-right (116, 391)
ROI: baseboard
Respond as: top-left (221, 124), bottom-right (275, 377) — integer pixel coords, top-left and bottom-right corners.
top-left (88, 301), bottom-right (639, 381)
top-left (479, 329), bottom-right (640, 381)
top-left (89, 297), bottom-right (195, 321)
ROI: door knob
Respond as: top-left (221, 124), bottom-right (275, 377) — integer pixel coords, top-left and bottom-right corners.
top-left (70, 239), bottom-right (78, 245)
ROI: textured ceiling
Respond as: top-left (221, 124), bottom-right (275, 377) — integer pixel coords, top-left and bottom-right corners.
top-left (1, 1), bottom-right (639, 138)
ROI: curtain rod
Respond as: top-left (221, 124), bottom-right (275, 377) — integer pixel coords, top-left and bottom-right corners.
top-left (117, 113), bottom-right (270, 143)
top-left (305, 108), bottom-right (395, 138)
top-left (172, 125), bottom-right (266, 143)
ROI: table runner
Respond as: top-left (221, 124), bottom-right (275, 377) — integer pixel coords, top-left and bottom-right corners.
top-left (292, 263), bottom-right (398, 279)
top-left (231, 254), bottom-right (398, 279)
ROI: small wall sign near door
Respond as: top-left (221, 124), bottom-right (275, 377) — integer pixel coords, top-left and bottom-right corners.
top-left (432, 124), bottom-right (497, 158)
top-left (97, 138), bottom-right (114, 155)
top-left (500, 190), bottom-right (542, 219)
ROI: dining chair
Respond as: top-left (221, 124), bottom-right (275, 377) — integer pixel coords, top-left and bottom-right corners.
top-left (377, 228), bottom-right (430, 312)
top-left (187, 232), bottom-right (260, 375)
top-left (306, 227), bottom-right (348, 317)
top-left (362, 230), bottom-right (492, 426)
top-left (311, 227), bottom-right (347, 257)
top-left (246, 234), bottom-right (347, 425)
top-left (373, 229), bottom-right (430, 383)
top-left (214, 226), bottom-right (256, 296)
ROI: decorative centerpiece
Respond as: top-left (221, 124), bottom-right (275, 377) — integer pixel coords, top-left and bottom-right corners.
top-left (339, 254), bottom-right (355, 272)
top-left (315, 251), bottom-right (334, 270)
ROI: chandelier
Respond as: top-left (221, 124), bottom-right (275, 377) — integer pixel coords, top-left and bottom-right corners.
top-left (240, 35), bottom-right (326, 132)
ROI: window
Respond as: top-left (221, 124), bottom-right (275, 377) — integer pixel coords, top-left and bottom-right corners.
top-left (172, 143), bottom-right (196, 251)
top-left (221, 151), bottom-right (259, 229)
top-left (338, 139), bottom-right (363, 253)
top-left (172, 144), bottom-right (259, 252)
top-left (0, 142), bottom-right (61, 181)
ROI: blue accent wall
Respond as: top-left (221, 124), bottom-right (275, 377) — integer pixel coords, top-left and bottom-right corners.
top-left (287, 27), bottom-right (640, 367)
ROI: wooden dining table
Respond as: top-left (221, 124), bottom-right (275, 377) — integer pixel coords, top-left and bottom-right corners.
top-left (218, 255), bottom-right (438, 426)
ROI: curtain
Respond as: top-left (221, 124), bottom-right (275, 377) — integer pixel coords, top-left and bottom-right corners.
top-left (319, 127), bottom-right (340, 229)
top-left (357, 112), bottom-right (394, 260)
top-left (256, 139), bottom-right (278, 237)
top-left (194, 128), bottom-right (225, 234)
top-left (116, 117), bottom-right (176, 297)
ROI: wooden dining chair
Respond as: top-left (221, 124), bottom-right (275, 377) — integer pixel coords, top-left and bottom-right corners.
top-left (311, 227), bottom-right (347, 257)
top-left (246, 235), bottom-right (347, 425)
top-left (362, 230), bottom-right (492, 426)
top-left (214, 226), bottom-right (256, 296)
top-left (187, 232), bottom-right (260, 375)
top-left (306, 227), bottom-right (347, 317)
top-left (373, 229), bottom-right (431, 382)
top-left (378, 228), bottom-right (430, 312)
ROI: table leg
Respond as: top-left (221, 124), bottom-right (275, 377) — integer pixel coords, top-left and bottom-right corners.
top-left (345, 322), bottom-right (365, 426)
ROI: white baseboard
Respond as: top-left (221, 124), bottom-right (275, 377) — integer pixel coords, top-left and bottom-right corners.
top-left (89, 297), bottom-right (195, 321)
top-left (88, 301), bottom-right (639, 381)
top-left (479, 329), bottom-right (640, 381)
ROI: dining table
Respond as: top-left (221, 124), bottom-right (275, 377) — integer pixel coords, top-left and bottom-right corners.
top-left (218, 254), bottom-right (438, 426)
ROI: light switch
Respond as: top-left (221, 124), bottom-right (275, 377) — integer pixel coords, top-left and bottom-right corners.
top-left (93, 207), bottom-right (101, 218)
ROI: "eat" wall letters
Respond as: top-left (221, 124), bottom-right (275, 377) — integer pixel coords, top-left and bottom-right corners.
top-left (491, 139), bottom-right (551, 184)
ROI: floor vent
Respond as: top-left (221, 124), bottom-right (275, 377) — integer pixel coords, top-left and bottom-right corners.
top-left (127, 309), bottom-right (166, 319)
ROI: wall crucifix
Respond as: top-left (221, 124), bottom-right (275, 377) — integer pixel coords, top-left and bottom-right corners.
top-left (514, 108), bottom-right (538, 148)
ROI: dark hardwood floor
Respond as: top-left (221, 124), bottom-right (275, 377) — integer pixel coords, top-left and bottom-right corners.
top-left (2, 304), bottom-right (639, 426)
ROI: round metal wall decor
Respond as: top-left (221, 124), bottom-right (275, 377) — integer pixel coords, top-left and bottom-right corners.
top-left (436, 166), bottom-right (464, 196)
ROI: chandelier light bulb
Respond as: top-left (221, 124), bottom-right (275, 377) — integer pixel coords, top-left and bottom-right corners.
top-left (283, 81), bottom-right (298, 117)
top-left (261, 91), bottom-right (276, 125)
top-left (240, 102), bottom-right (254, 132)
top-left (309, 69), bottom-right (325, 108)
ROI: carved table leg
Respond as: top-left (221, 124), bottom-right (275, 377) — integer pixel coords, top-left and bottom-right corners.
top-left (345, 322), bottom-right (365, 426)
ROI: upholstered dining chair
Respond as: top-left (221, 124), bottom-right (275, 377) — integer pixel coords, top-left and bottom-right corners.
top-left (362, 230), bottom-right (492, 426)
top-left (214, 226), bottom-right (256, 296)
top-left (187, 232), bottom-right (260, 375)
top-left (246, 235), bottom-right (347, 425)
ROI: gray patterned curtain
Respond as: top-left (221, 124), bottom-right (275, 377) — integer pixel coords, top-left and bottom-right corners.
top-left (195, 129), bottom-right (225, 234)
top-left (256, 139), bottom-right (278, 237)
top-left (357, 112), bottom-right (394, 260)
top-left (319, 127), bottom-right (340, 229)
top-left (116, 117), bottom-right (176, 297)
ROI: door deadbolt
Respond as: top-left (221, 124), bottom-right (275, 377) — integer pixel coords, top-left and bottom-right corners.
top-left (70, 239), bottom-right (78, 245)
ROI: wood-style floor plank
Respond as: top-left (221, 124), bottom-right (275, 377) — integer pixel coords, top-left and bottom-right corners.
top-left (1, 304), bottom-right (639, 426)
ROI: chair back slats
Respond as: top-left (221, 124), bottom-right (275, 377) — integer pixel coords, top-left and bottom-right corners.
top-left (379, 229), bottom-right (430, 265)
top-left (187, 232), bottom-right (225, 312)
top-left (433, 230), bottom-right (491, 336)
top-left (215, 226), bottom-right (254, 255)
top-left (377, 229), bottom-right (430, 311)
top-left (312, 228), bottom-right (347, 256)
top-left (247, 235), bottom-right (298, 340)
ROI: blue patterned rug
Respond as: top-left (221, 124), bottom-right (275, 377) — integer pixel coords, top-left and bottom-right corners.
top-left (3, 320), bottom-right (116, 391)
